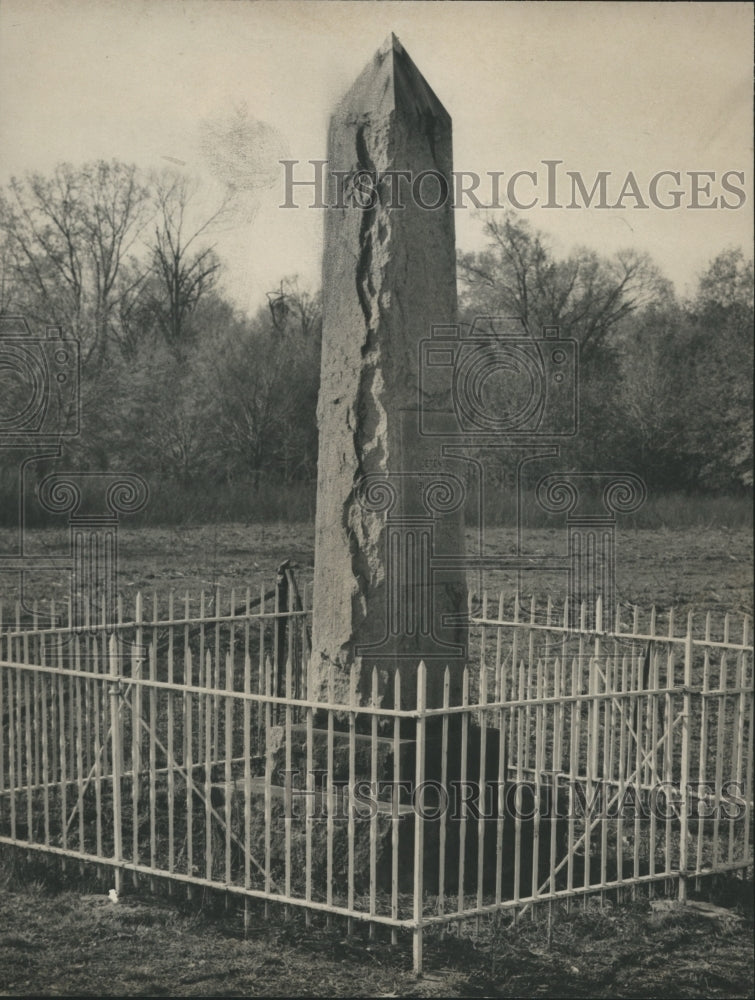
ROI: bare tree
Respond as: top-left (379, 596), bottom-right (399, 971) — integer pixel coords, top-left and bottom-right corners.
top-left (0, 161), bottom-right (150, 366)
top-left (145, 171), bottom-right (229, 356)
top-left (458, 213), bottom-right (670, 359)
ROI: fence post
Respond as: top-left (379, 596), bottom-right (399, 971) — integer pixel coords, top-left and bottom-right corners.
top-left (108, 634), bottom-right (123, 895)
top-left (413, 660), bottom-right (427, 977)
top-left (678, 612), bottom-right (693, 902)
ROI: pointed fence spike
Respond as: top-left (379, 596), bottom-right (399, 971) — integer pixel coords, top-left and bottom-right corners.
top-left (349, 661), bottom-right (358, 707)
top-left (480, 662), bottom-right (488, 705)
top-left (416, 660), bottom-right (427, 710)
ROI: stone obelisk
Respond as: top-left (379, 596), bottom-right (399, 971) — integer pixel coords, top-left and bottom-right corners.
top-left (311, 34), bottom-right (467, 708)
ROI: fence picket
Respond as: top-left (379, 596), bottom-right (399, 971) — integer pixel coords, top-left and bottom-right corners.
top-left (531, 659), bottom-right (542, 903)
top-left (600, 654), bottom-right (610, 899)
top-left (263, 653), bottom-right (272, 918)
top-left (184, 647), bottom-right (194, 901)
top-left (75, 669), bottom-right (84, 854)
top-left (225, 650), bottom-right (233, 897)
top-left (167, 591), bottom-right (175, 889)
top-left (477, 664), bottom-right (488, 928)
top-left (663, 614), bottom-right (675, 878)
top-left (742, 626), bottom-right (754, 877)
top-left (32, 601), bottom-right (41, 794)
top-left (548, 657), bottom-right (561, 898)
top-left (390, 667), bottom-right (401, 945)
top-left (458, 667), bottom-right (470, 914)
top-left (347, 662), bottom-right (357, 935)
top-left (566, 657), bottom-right (578, 907)
top-left (23, 652), bottom-right (33, 841)
top-left (369, 666), bottom-right (378, 938)
top-left (648, 645), bottom-right (660, 881)
top-left (0, 664), bottom-right (5, 836)
top-left (149, 637), bottom-right (157, 891)
top-left (7, 669), bottom-right (16, 840)
top-left (617, 654), bottom-right (627, 892)
top-left (513, 659), bottom-right (524, 909)
top-left (284, 633), bottom-right (293, 915)
top-left (495, 662), bottom-right (506, 908)
top-left (204, 650), bottom-right (213, 882)
top-left (93, 638), bottom-right (102, 861)
top-left (413, 660), bottom-right (427, 976)
top-left (439, 666), bottom-right (450, 918)
top-left (326, 660), bottom-right (335, 928)
top-left (304, 666), bottom-right (313, 928)
top-left (109, 635), bottom-right (123, 894)
top-left (243, 648), bottom-right (252, 935)
top-left (729, 638), bottom-right (747, 865)
top-left (0, 582), bottom-right (751, 952)
top-left (213, 587), bottom-right (221, 763)
top-left (132, 594), bottom-right (143, 887)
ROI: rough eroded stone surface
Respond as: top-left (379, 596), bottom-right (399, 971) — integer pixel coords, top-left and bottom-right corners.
top-left (311, 34), bottom-right (467, 708)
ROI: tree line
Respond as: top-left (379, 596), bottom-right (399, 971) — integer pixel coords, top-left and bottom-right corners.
top-left (0, 160), bottom-right (751, 524)
top-left (457, 215), bottom-right (753, 495)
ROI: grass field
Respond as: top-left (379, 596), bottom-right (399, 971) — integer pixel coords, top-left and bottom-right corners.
top-left (1, 522), bottom-right (752, 618)
top-left (0, 521), bottom-right (752, 997)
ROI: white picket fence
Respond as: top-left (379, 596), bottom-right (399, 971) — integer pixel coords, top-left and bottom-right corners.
top-left (0, 586), bottom-right (752, 973)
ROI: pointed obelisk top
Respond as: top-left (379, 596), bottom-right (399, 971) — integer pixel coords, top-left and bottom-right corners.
top-left (334, 32), bottom-right (450, 124)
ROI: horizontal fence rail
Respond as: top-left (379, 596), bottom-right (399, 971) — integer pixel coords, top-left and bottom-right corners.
top-left (0, 586), bottom-right (752, 973)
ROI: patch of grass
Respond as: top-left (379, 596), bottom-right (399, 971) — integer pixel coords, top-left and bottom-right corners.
top-left (625, 493), bottom-right (753, 530)
top-left (479, 488), bottom-right (753, 531)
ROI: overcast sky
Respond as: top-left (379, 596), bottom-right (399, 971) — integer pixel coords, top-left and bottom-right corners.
top-left (1, 0), bottom-right (752, 314)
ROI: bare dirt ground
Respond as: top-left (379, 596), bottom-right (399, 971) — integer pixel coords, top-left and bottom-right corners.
top-left (0, 861), bottom-right (753, 998)
top-left (0, 522), bottom-right (752, 997)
